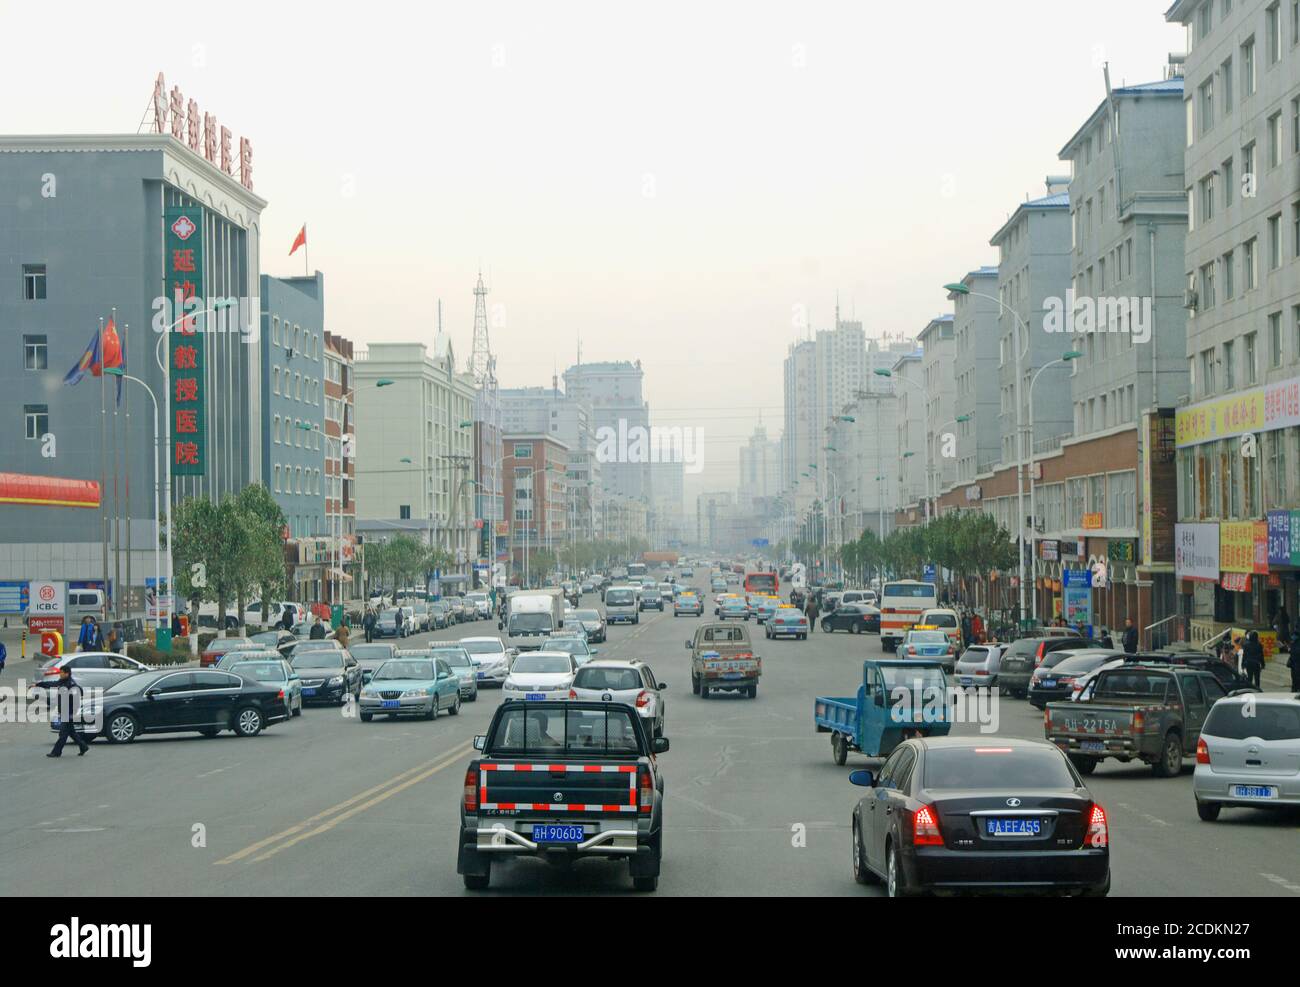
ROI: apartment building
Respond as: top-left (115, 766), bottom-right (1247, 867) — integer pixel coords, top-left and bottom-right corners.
top-left (919, 315), bottom-right (958, 499)
top-left (949, 266), bottom-right (1003, 488)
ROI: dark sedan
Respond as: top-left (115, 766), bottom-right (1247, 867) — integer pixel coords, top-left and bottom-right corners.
top-left (1027, 649), bottom-right (1123, 708)
top-left (52, 669), bottom-right (291, 744)
top-left (250, 629), bottom-right (298, 658)
top-left (848, 737), bottom-right (1110, 897)
top-left (820, 604), bottom-right (880, 634)
top-left (290, 648), bottom-right (362, 705)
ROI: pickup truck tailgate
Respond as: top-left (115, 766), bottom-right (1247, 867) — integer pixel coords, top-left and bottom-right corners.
top-left (701, 654), bottom-right (760, 679)
top-left (478, 762), bottom-right (641, 815)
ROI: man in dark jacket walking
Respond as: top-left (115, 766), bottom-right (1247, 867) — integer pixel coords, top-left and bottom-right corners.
top-left (309, 617), bottom-right (326, 640)
top-left (1289, 628), bottom-right (1300, 691)
top-left (805, 595), bottom-right (820, 633)
top-left (281, 608), bottom-right (295, 633)
top-left (47, 666), bottom-right (89, 757)
top-left (362, 607), bottom-right (376, 644)
top-left (1241, 630), bottom-right (1265, 690)
top-left (1121, 617), bottom-right (1139, 654)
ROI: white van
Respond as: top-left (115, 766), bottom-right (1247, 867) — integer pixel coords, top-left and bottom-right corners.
top-left (67, 588), bottom-right (106, 621)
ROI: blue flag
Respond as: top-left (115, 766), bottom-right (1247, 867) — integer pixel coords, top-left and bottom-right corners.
top-left (63, 329), bottom-right (101, 387)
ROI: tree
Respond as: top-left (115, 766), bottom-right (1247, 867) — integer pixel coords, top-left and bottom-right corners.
top-left (235, 484), bottom-right (288, 629)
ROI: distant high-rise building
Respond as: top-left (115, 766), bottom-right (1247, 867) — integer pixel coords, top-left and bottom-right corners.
top-left (563, 360), bottom-right (649, 504)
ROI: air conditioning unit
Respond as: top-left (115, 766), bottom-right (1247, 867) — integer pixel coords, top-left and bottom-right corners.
top-left (1183, 288), bottom-right (1198, 311)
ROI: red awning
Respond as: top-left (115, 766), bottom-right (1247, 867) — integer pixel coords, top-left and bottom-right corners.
top-left (0, 472), bottom-right (101, 508)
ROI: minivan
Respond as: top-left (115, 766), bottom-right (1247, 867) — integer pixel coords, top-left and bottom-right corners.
top-left (604, 586), bottom-right (639, 624)
top-left (67, 588), bottom-right (106, 621)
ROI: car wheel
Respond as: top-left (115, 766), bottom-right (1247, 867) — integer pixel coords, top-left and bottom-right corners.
top-left (852, 818), bottom-right (878, 885)
top-left (463, 870), bottom-right (490, 891)
top-left (700, 682), bottom-right (710, 699)
top-left (746, 684), bottom-right (757, 699)
top-left (468, 687), bottom-right (478, 702)
top-left (850, 623), bottom-right (860, 635)
top-left (449, 694), bottom-right (461, 716)
top-left (1069, 754), bottom-right (1097, 775)
top-left (831, 732), bottom-right (848, 765)
top-left (691, 673), bottom-right (700, 695)
top-left (106, 712), bottom-right (139, 744)
top-left (234, 706), bottom-right (264, 738)
top-left (426, 698), bottom-right (438, 721)
top-left (360, 712), bottom-right (373, 722)
top-left (292, 696), bottom-right (302, 717)
top-left (1196, 799), bottom-right (1221, 822)
top-left (1152, 731), bottom-right (1183, 777)
top-left (885, 843), bottom-right (912, 898)
top-left (822, 621), bottom-right (831, 633)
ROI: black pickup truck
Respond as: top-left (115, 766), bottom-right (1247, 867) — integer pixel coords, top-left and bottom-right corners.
top-left (458, 700), bottom-right (668, 891)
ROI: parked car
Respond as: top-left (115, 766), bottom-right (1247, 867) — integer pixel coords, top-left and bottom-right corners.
top-left (1193, 692), bottom-right (1300, 821)
top-left (848, 737), bottom-right (1109, 897)
top-left (199, 637), bottom-right (260, 668)
top-left (374, 608), bottom-right (411, 639)
top-left (571, 659), bottom-right (667, 737)
top-left (52, 669), bottom-right (292, 743)
top-left (952, 643), bottom-right (1006, 690)
top-left (359, 654), bottom-right (461, 721)
top-left (996, 634), bottom-right (1096, 698)
top-left (1027, 649), bottom-right (1124, 708)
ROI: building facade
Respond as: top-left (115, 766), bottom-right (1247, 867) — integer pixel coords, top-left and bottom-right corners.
top-left (949, 266), bottom-right (1003, 486)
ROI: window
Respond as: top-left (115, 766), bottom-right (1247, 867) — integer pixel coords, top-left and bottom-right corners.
top-left (1223, 249), bottom-right (1235, 299)
top-left (1269, 112), bottom-right (1282, 168)
top-left (274, 415), bottom-right (281, 443)
top-left (1242, 37), bottom-right (1256, 96)
top-left (1224, 339), bottom-right (1236, 388)
top-left (23, 334), bottom-right (47, 370)
top-left (1269, 312), bottom-right (1283, 367)
top-left (1295, 305), bottom-right (1300, 363)
top-left (1200, 262), bottom-right (1216, 309)
top-left (1267, 3), bottom-right (1281, 63)
top-left (1200, 174), bottom-right (1215, 222)
top-left (1199, 78), bottom-right (1215, 133)
top-left (513, 443), bottom-right (533, 459)
top-left (1198, 0), bottom-right (1213, 41)
top-left (1243, 141), bottom-right (1256, 191)
top-left (1244, 237), bottom-right (1258, 290)
top-left (273, 366), bottom-right (280, 395)
top-left (1223, 157), bottom-right (1234, 207)
top-left (24, 404), bottom-right (48, 440)
top-left (1221, 57), bottom-right (1234, 113)
top-left (1108, 471), bottom-right (1136, 529)
top-left (1293, 0), bottom-right (1299, 45)
top-left (1293, 98), bottom-right (1300, 155)
top-left (1269, 213), bottom-right (1283, 269)
top-left (22, 264), bottom-right (46, 300)
top-left (1244, 332), bottom-right (1258, 384)
top-left (274, 464), bottom-right (281, 493)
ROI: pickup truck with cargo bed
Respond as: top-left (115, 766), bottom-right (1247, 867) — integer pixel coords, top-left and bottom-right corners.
top-left (686, 622), bottom-right (761, 699)
top-left (815, 659), bottom-right (952, 764)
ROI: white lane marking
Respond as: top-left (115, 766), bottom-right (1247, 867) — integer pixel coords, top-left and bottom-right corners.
top-left (196, 763), bottom-right (240, 779)
top-left (1115, 802), bottom-right (1171, 828)
top-left (667, 790), bottom-right (746, 827)
top-left (43, 827), bottom-right (107, 833)
top-left (1261, 873), bottom-right (1300, 894)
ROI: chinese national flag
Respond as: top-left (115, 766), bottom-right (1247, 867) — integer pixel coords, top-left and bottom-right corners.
top-left (289, 224), bottom-right (307, 255)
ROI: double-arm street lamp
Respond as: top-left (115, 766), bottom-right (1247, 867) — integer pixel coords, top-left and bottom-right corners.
top-left (1026, 350), bottom-right (1083, 622)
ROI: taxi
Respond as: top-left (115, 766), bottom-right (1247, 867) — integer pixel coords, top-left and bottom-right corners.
top-left (716, 594), bottom-right (750, 621)
top-left (901, 627), bottom-right (958, 673)
top-left (754, 595), bottom-right (782, 624)
top-left (766, 605), bottom-right (809, 640)
top-left (674, 591), bottom-right (704, 617)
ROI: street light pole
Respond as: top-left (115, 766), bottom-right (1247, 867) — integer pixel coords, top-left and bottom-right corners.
top-left (106, 368), bottom-right (160, 634)
top-left (1026, 352), bottom-right (1082, 623)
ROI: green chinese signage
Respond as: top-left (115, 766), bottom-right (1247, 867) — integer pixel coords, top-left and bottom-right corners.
top-left (165, 207), bottom-right (205, 475)
top-left (1106, 539), bottom-right (1135, 563)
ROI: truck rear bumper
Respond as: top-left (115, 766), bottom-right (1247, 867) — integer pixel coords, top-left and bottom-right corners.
top-left (471, 826), bottom-right (641, 854)
top-left (1051, 736), bottom-right (1143, 759)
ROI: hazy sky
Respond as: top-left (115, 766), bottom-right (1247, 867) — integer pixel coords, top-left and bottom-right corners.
top-left (2, 1), bottom-right (1185, 498)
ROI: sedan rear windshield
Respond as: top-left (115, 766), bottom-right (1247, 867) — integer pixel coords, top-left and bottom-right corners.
top-left (1051, 654), bottom-right (1114, 675)
top-left (511, 655), bottom-right (572, 674)
top-left (492, 706), bottom-right (641, 754)
top-left (232, 662), bottom-right (287, 683)
top-left (573, 668), bottom-right (642, 691)
top-left (462, 640), bottom-right (504, 655)
top-left (925, 746), bottom-right (1076, 790)
top-left (292, 653), bottom-right (344, 669)
top-left (430, 649), bottom-right (472, 667)
top-left (1203, 702), bottom-right (1300, 741)
top-left (1094, 671), bottom-right (1170, 702)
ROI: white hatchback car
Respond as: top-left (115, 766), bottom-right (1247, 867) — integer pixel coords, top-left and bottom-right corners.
top-left (570, 659), bottom-right (668, 738)
top-left (501, 650), bottom-right (577, 701)
top-left (1193, 692), bottom-right (1300, 822)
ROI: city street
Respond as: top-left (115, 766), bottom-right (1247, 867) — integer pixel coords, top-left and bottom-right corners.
top-left (3, 591), bottom-right (1298, 897)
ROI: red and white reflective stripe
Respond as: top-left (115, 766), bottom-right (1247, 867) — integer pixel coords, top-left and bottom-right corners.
top-left (479, 763), bottom-right (638, 813)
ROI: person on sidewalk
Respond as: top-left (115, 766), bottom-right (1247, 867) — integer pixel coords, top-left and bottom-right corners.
top-left (76, 616), bottom-right (103, 652)
top-left (1098, 627), bottom-right (1115, 649)
top-left (1274, 606), bottom-right (1291, 653)
top-left (281, 608), bottom-right (295, 633)
top-left (1289, 629), bottom-right (1300, 691)
top-left (1241, 630), bottom-right (1265, 690)
top-left (1121, 617), bottom-right (1139, 655)
top-left (47, 666), bottom-right (89, 758)
top-left (309, 616), bottom-right (326, 640)
top-left (335, 621), bottom-right (350, 648)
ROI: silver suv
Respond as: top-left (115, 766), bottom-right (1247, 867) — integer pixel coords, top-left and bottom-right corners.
top-left (570, 659), bottom-right (667, 738)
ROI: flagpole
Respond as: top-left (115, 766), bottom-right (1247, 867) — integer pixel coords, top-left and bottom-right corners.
top-left (304, 222), bottom-right (308, 277)
top-left (112, 308), bottom-right (122, 622)
top-left (123, 319), bottom-right (132, 623)
top-left (99, 316), bottom-right (109, 628)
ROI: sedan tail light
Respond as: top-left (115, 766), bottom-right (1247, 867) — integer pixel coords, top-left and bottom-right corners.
top-left (1034, 642), bottom-right (1047, 665)
top-left (567, 689), bottom-right (577, 700)
top-left (463, 768), bottom-right (479, 812)
top-left (1196, 737), bottom-right (1211, 765)
top-left (1085, 802), bottom-right (1108, 848)
top-left (912, 804), bottom-right (943, 846)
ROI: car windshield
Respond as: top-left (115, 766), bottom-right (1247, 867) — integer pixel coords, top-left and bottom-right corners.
top-left (462, 640), bottom-right (504, 655)
top-left (879, 666), bottom-right (946, 693)
top-left (574, 610), bottom-right (601, 621)
top-left (105, 671), bottom-right (166, 695)
top-left (960, 647), bottom-right (990, 662)
top-left (1203, 702), bottom-right (1300, 741)
top-left (925, 614), bottom-right (958, 628)
top-left (908, 631), bottom-right (948, 645)
top-left (1038, 651), bottom-right (1078, 669)
top-left (294, 641), bottom-right (338, 653)
top-left (574, 667), bottom-right (643, 691)
top-left (232, 662), bottom-right (287, 682)
top-left (606, 591), bottom-right (634, 604)
top-left (508, 613), bottom-right (553, 632)
top-left (542, 638), bottom-right (586, 654)
top-left (924, 746), bottom-right (1077, 789)
top-left (210, 638), bottom-right (254, 652)
top-left (492, 706), bottom-right (641, 754)
top-left (431, 648), bottom-right (471, 668)
top-left (374, 660), bottom-right (435, 681)
top-left (511, 655), bottom-right (572, 674)
top-left (883, 583), bottom-right (934, 599)
top-left (292, 653), bottom-right (343, 669)
top-left (250, 632), bottom-right (283, 647)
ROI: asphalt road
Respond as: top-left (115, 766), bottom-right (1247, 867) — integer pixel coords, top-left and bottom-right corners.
top-left (2, 586), bottom-right (1298, 897)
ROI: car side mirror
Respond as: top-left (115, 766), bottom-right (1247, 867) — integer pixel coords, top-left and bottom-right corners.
top-left (652, 737), bottom-right (670, 754)
top-left (849, 769), bottom-right (875, 787)
top-left (685, 641), bottom-right (693, 649)
top-left (144, 689), bottom-right (158, 700)
top-left (473, 735), bottom-right (486, 751)
top-left (657, 682), bottom-right (667, 690)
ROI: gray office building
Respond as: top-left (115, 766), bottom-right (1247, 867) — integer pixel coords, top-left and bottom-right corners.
top-left (0, 133), bottom-right (265, 589)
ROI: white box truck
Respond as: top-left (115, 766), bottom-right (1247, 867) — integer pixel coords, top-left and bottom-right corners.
top-left (502, 587), bottom-right (565, 652)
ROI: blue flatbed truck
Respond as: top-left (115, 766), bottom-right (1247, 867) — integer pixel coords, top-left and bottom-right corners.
top-left (814, 659), bottom-right (952, 765)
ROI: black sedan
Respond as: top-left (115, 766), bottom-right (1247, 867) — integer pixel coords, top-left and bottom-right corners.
top-left (52, 669), bottom-right (291, 744)
top-left (820, 604), bottom-right (880, 634)
top-left (848, 737), bottom-right (1110, 897)
top-left (1027, 650), bottom-right (1122, 708)
top-left (290, 648), bottom-right (362, 705)
top-left (250, 628), bottom-right (298, 659)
